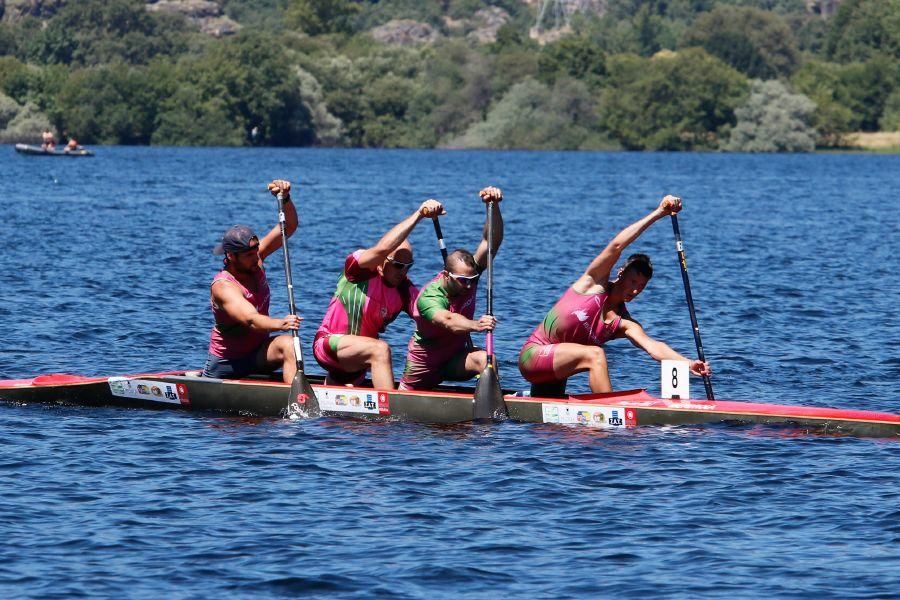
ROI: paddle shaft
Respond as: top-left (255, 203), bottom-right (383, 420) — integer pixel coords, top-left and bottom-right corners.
top-left (671, 214), bottom-right (714, 400)
top-left (277, 193), bottom-right (305, 370)
top-left (485, 201), bottom-right (495, 360)
top-left (431, 217), bottom-right (448, 266)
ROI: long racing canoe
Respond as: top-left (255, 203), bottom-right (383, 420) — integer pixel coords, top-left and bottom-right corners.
top-left (1, 370), bottom-right (898, 437)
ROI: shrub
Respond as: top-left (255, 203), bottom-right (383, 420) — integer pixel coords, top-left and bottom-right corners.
top-left (724, 79), bottom-right (816, 152)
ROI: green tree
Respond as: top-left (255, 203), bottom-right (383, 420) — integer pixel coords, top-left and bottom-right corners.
top-left (681, 6), bottom-right (800, 79)
top-left (794, 57), bottom-right (898, 135)
top-left (54, 64), bottom-right (159, 144)
top-left (792, 60), bottom-right (857, 145)
top-left (286, 0), bottom-right (362, 35)
top-left (600, 48), bottom-right (749, 150)
top-left (826, 0), bottom-right (900, 63)
top-left (840, 57), bottom-right (899, 131)
top-left (537, 36), bottom-right (606, 87)
top-left (153, 87), bottom-right (245, 146)
top-left (27, 0), bottom-right (190, 66)
top-left (181, 33), bottom-right (315, 145)
top-left (724, 79), bottom-right (816, 152)
top-left (448, 77), bottom-right (610, 150)
top-left (881, 89), bottom-right (900, 130)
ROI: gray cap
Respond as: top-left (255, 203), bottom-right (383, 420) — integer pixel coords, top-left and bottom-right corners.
top-left (213, 224), bottom-right (258, 255)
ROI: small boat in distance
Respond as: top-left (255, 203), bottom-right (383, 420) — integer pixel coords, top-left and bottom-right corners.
top-left (14, 143), bottom-right (94, 157)
top-left (1, 370), bottom-right (898, 438)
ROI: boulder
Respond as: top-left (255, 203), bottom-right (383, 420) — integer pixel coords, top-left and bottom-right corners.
top-left (146, 0), bottom-right (241, 36)
top-left (370, 19), bottom-right (439, 46)
top-left (467, 6), bottom-right (511, 44)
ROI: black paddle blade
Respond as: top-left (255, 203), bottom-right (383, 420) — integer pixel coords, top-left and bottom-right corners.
top-left (283, 372), bottom-right (321, 419)
top-left (473, 363), bottom-right (506, 420)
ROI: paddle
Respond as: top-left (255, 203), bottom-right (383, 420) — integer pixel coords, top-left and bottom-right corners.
top-left (671, 213), bottom-right (715, 401)
top-left (276, 192), bottom-right (320, 418)
top-left (473, 198), bottom-right (507, 420)
top-left (431, 216), bottom-right (448, 267)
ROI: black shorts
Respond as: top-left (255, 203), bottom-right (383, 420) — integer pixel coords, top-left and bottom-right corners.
top-left (202, 349), bottom-right (267, 380)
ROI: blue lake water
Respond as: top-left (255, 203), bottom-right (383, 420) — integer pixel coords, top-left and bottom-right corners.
top-left (1, 146), bottom-right (898, 597)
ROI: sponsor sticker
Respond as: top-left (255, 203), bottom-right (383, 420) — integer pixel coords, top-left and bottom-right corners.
top-left (318, 388), bottom-right (386, 415)
top-left (108, 377), bottom-right (186, 405)
top-left (541, 403), bottom-right (637, 428)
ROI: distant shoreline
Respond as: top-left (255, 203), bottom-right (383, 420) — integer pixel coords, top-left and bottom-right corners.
top-left (7, 135), bottom-right (899, 154)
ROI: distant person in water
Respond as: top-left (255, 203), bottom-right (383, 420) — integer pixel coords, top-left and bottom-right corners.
top-left (202, 179), bottom-right (302, 383)
top-left (398, 186), bottom-right (504, 391)
top-left (314, 198), bottom-right (445, 390)
top-left (41, 129), bottom-right (55, 151)
top-left (518, 194), bottom-right (711, 397)
top-left (64, 137), bottom-right (79, 152)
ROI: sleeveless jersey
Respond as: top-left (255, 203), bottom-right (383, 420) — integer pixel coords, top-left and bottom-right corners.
top-left (208, 268), bottom-right (271, 359)
top-left (525, 286), bottom-right (622, 347)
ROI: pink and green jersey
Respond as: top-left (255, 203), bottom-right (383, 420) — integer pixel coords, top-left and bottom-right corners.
top-left (316, 250), bottom-right (417, 340)
top-left (519, 286), bottom-right (624, 384)
top-left (406, 273), bottom-right (478, 367)
top-left (208, 269), bottom-right (271, 359)
top-left (524, 286), bottom-right (623, 347)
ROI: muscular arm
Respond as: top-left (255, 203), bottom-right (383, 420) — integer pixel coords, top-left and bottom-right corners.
top-left (429, 309), bottom-right (494, 334)
top-left (575, 195), bottom-right (680, 293)
top-left (621, 320), bottom-right (709, 376)
top-left (473, 188), bottom-right (504, 270)
top-left (212, 280), bottom-right (298, 333)
top-left (258, 180), bottom-right (298, 262)
top-left (357, 200), bottom-right (444, 269)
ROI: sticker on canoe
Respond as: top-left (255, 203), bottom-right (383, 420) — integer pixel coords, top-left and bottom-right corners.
top-left (108, 378), bottom-right (189, 406)
top-left (317, 389), bottom-right (390, 415)
top-left (542, 403), bottom-right (637, 428)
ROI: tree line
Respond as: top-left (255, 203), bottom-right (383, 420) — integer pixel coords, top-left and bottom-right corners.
top-left (0, 0), bottom-right (897, 151)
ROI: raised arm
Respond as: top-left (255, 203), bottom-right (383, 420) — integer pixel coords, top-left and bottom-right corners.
top-left (357, 199), bottom-right (445, 269)
top-left (258, 179), bottom-right (297, 262)
top-left (576, 195), bottom-right (682, 291)
top-left (473, 186), bottom-right (504, 271)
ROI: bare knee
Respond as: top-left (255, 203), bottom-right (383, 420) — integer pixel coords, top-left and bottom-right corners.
top-left (370, 340), bottom-right (391, 365)
top-left (281, 335), bottom-right (297, 360)
top-left (471, 351), bottom-right (487, 372)
top-left (583, 346), bottom-right (607, 370)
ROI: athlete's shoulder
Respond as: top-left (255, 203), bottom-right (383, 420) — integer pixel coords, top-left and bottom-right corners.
top-left (345, 249), bottom-right (376, 282)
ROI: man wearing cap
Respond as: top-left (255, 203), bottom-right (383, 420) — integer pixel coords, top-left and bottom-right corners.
top-left (202, 179), bottom-right (302, 382)
top-left (314, 199), bottom-right (445, 390)
top-left (398, 186), bottom-right (504, 391)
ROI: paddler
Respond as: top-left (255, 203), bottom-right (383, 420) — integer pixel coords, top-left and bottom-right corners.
top-left (202, 179), bottom-right (301, 383)
top-left (398, 187), bottom-right (504, 391)
top-left (41, 128), bottom-right (55, 151)
top-left (313, 199), bottom-right (445, 390)
top-left (518, 195), bottom-right (711, 397)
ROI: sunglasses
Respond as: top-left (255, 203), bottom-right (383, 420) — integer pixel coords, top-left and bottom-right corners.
top-left (387, 257), bottom-right (414, 271)
top-left (448, 272), bottom-right (480, 286)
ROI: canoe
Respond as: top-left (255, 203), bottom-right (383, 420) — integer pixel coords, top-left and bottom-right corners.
top-left (2, 370), bottom-right (898, 437)
top-left (14, 143), bottom-right (94, 157)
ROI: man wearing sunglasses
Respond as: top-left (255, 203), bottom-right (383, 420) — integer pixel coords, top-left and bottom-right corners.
top-left (399, 187), bottom-right (504, 391)
top-left (314, 199), bottom-right (445, 389)
top-left (203, 179), bottom-right (302, 383)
